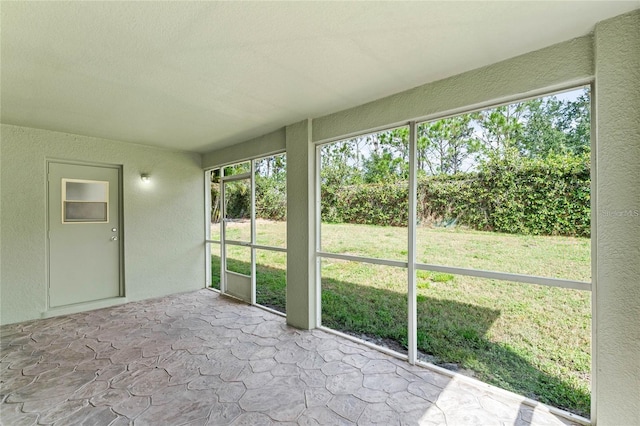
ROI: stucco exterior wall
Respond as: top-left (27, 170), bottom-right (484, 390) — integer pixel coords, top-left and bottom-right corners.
top-left (593, 11), bottom-right (640, 425)
top-left (0, 124), bottom-right (205, 324)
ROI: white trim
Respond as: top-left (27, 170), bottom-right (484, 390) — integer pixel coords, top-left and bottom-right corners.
top-left (226, 270), bottom-right (250, 279)
top-left (224, 240), bottom-right (252, 247)
top-left (315, 144), bottom-right (323, 327)
top-left (589, 80), bottom-right (597, 422)
top-left (253, 244), bottom-right (287, 253)
top-left (407, 121), bottom-right (418, 365)
top-left (214, 240), bottom-right (287, 253)
top-left (317, 251), bottom-right (408, 268)
top-left (313, 122), bottom-right (411, 147)
top-left (220, 167), bottom-right (226, 293)
top-left (203, 149), bottom-right (287, 172)
top-left (221, 172), bottom-right (252, 182)
top-left (204, 170), bottom-right (212, 288)
top-left (250, 160), bottom-right (257, 305)
top-left (415, 263), bottom-right (591, 291)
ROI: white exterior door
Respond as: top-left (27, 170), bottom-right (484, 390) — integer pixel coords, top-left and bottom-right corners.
top-left (48, 162), bottom-right (121, 307)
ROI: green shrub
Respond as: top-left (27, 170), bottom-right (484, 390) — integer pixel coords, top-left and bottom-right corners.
top-left (322, 153), bottom-right (590, 237)
top-left (322, 182), bottom-right (409, 227)
top-left (255, 176), bottom-right (287, 221)
top-left (216, 176), bottom-right (287, 222)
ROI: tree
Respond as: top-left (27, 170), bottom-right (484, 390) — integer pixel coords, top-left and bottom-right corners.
top-left (363, 150), bottom-right (407, 183)
top-left (320, 140), bottom-right (364, 187)
top-left (256, 154), bottom-right (286, 180)
top-left (472, 104), bottom-right (526, 161)
top-left (418, 115), bottom-right (478, 175)
top-left (557, 89), bottom-right (591, 155)
top-left (517, 88), bottom-right (591, 158)
top-left (471, 87), bottom-right (591, 162)
top-left (363, 128), bottom-right (409, 183)
top-left (255, 154), bottom-right (287, 220)
top-left (517, 97), bottom-right (566, 158)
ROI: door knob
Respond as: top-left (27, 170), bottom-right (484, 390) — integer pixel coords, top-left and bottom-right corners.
top-left (111, 236), bottom-right (118, 241)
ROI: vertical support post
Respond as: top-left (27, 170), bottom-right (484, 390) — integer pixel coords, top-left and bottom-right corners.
top-left (593, 11), bottom-right (640, 424)
top-left (589, 80), bottom-right (598, 424)
top-left (204, 170), bottom-right (212, 288)
top-left (315, 145), bottom-right (323, 327)
top-left (250, 160), bottom-right (257, 305)
top-left (286, 119), bottom-right (317, 329)
top-left (408, 121), bottom-right (418, 364)
top-left (220, 168), bottom-right (226, 294)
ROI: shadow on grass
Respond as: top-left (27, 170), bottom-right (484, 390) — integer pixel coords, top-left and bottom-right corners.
top-left (210, 255), bottom-right (589, 417)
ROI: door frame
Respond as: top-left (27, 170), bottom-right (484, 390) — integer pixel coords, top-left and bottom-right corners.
top-left (46, 159), bottom-right (125, 310)
top-left (220, 168), bottom-right (256, 304)
top-left (205, 155), bottom-right (288, 313)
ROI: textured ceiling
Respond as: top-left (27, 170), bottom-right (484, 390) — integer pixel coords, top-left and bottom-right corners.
top-left (1, 1), bottom-right (638, 153)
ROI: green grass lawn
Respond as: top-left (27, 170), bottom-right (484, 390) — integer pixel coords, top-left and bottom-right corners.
top-left (211, 221), bottom-right (591, 417)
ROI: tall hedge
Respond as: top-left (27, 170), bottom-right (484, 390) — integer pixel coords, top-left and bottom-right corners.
top-left (255, 176), bottom-right (287, 221)
top-left (216, 177), bottom-right (287, 222)
top-left (322, 182), bottom-right (409, 227)
top-left (322, 154), bottom-right (590, 237)
top-left (221, 154), bottom-right (590, 238)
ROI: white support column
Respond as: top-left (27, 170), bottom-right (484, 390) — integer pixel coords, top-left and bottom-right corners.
top-left (593, 10), bottom-right (640, 425)
top-left (286, 119), bottom-right (318, 329)
top-left (408, 121), bottom-right (418, 364)
top-left (204, 170), bottom-right (212, 288)
top-left (220, 168), bottom-right (226, 293)
top-left (250, 160), bottom-right (257, 305)
top-left (315, 145), bottom-right (323, 327)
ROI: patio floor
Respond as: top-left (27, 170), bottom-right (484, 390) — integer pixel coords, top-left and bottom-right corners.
top-left (1, 289), bottom-right (581, 425)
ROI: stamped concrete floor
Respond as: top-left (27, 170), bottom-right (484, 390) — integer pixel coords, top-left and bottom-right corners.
top-left (1, 289), bottom-right (580, 426)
